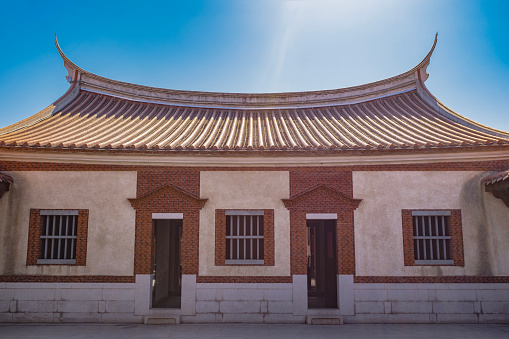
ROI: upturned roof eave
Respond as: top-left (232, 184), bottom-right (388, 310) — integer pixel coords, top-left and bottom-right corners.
top-left (54, 35), bottom-right (439, 109)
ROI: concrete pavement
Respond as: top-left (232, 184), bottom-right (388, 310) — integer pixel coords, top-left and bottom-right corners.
top-left (1, 323), bottom-right (509, 338)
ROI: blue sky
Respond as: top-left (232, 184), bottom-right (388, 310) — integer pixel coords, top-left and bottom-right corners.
top-left (0, 0), bottom-right (508, 131)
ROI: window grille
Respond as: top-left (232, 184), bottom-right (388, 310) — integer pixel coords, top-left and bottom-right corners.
top-left (38, 211), bottom-right (78, 264)
top-left (412, 211), bottom-right (453, 265)
top-left (225, 211), bottom-right (264, 264)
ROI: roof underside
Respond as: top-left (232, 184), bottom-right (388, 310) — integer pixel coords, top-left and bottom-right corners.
top-left (1, 89), bottom-right (508, 152)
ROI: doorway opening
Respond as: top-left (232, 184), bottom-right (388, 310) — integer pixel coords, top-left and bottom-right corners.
top-left (307, 219), bottom-right (338, 308)
top-left (152, 219), bottom-right (182, 308)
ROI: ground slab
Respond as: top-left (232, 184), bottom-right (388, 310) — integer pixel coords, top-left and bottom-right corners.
top-left (1, 324), bottom-right (509, 339)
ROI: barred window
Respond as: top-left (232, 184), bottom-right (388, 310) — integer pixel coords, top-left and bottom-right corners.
top-left (412, 211), bottom-right (453, 265)
top-left (38, 210), bottom-right (78, 264)
top-left (225, 211), bottom-right (264, 264)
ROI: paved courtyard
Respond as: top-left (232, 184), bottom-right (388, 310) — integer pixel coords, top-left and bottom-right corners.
top-left (1, 323), bottom-right (509, 339)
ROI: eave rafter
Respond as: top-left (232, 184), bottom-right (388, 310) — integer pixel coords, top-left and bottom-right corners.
top-left (482, 169), bottom-right (509, 207)
top-left (0, 173), bottom-right (13, 199)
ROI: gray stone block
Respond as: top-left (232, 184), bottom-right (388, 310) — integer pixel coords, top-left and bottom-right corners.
top-left (391, 301), bottom-right (433, 314)
top-left (292, 275), bottom-right (307, 316)
top-left (263, 289), bottom-right (292, 301)
top-left (480, 301), bottom-right (509, 314)
top-left (12, 312), bottom-right (55, 323)
top-left (0, 301), bottom-right (10, 312)
top-left (435, 289), bottom-right (476, 302)
top-left (102, 283), bottom-right (135, 289)
top-left (267, 301), bottom-right (292, 314)
top-left (261, 300), bottom-right (268, 313)
top-left (103, 288), bottom-right (135, 301)
top-left (181, 313), bottom-right (220, 323)
top-left (222, 313), bottom-right (263, 323)
top-left (433, 301), bottom-right (474, 314)
top-left (387, 313), bottom-right (432, 323)
top-left (17, 300), bottom-right (57, 313)
top-left (257, 283), bottom-right (292, 290)
top-left (9, 300), bottom-right (16, 313)
top-left (0, 289), bottom-right (14, 301)
top-left (355, 301), bottom-right (384, 314)
top-left (70, 283), bottom-right (105, 289)
top-left (196, 289), bottom-right (217, 301)
top-left (384, 302), bottom-right (391, 314)
top-left (0, 313), bottom-right (13, 322)
top-left (57, 300), bottom-right (98, 313)
top-left (264, 314), bottom-right (304, 323)
top-left (222, 289), bottom-right (263, 301)
top-left (105, 300), bottom-right (135, 313)
top-left (5, 283), bottom-right (42, 289)
top-left (58, 312), bottom-right (102, 323)
top-left (477, 289), bottom-right (509, 302)
top-left (338, 275), bottom-right (354, 316)
top-left (387, 289), bottom-right (428, 302)
top-left (479, 314), bottom-right (509, 323)
top-left (354, 289), bottom-right (387, 302)
top-left (220, 301), bottom-right (260, 314)
top-left (181, 274), bottom-right (196, 316)
top-left (101, 313), bottom-right (143, 323)
top-left (196, 301), bottom-right (219, 313)
top-left (14, 289), bottom-right (55, 301)
top-left (344, 314), bottom-right (389, 323)
top-left (436, 313), bottom-right (479, 323)
top-left (61, 288), bottom-right (102, 301)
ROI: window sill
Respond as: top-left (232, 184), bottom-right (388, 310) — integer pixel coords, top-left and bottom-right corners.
top-left (414, 260), bottom-right (454, 265)
top-left (225, 260), bottom-right (264, 265)
top-left (37, 259), bottom-right (76, 265)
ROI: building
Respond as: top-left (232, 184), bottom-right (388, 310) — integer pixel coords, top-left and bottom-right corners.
top-left (0, 36), bottom-right (508, 324)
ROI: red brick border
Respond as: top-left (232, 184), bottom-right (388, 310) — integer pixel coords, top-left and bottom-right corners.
top-left (26, 209), bottom-right (89, 266)
top-left (355, 276), bottom-right (509, 283)
top-left (0, 275), bottom-right (134, 283)
top-left (196, 275), bottom-right (291, 283)
top-left (282, 185), bottom-right (361, 276)
top-left (215, 209), bottom-right (275, 266)
top-left (2, 159), bottom-right (508, 283)
top-left (402, 209), bottom-right (464, 266)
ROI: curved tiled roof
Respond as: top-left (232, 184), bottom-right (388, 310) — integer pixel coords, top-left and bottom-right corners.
top-left (1, 35), bottom-right (508, 153)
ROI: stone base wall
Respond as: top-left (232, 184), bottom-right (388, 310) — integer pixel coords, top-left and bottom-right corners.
top-left (0, 282), bottom-right (140, 323)
top-left (181, 282), bottom-right (305, 323)
top-left (2, 278), bottom-right (509, 324)
top-left (345, 283), bottom-right (509, 323)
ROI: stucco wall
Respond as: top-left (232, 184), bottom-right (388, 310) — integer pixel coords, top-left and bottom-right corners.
top-left (353, 171), bottom-right (509, 276)
top-left (0, 171), bottom-right (137, 276)
top-left (199, 171), bottom-right (290, 276)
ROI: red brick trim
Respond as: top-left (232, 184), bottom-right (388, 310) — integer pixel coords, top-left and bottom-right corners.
top-left (402, 209), bottom-right (464, 266)
top-left (128, 183), bottom-right (207, 209)
top-left (282, 184), bottom-right (361, 209)
top-left (196, 276), bottom-right (291, 283)
top-left (129, 181), bottom-right (207, 275)
top-left (215, 209), bottom-right (275, 266)
top-left (27, 209), bottom-right (89, 266)
top-left (355, 276), bottom-right (509, 283)
top-left (0, 275), bottom-right (134, 283)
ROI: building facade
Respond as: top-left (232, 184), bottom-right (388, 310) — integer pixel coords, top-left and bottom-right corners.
top-left (1, 36), bottom-right (509, 324)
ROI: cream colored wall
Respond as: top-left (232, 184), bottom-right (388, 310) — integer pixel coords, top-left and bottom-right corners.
top-left (353, 171), bottom-right (509, 276)
top-left (199, 171), bottom-right (290, 276)
top-left (0, 171), bottom-right (137, 276)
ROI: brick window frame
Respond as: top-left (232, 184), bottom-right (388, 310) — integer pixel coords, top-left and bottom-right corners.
top-left (402, 209), bottom-right (464, 266)
top-left (27, 209), bottom-right (89, 266)
top-left (215, 209), bottom-right (275, 266)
